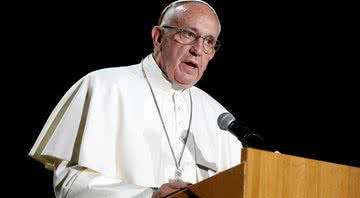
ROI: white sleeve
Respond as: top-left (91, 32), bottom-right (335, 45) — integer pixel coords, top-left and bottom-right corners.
top-left (54, 161), bottom-right (155, 198)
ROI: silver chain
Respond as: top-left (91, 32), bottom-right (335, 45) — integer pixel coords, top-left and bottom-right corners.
top-left (142, 62), bottom-right (192, 180)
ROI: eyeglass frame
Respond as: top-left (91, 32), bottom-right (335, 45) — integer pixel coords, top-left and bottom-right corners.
top-left (161, 25), bottom-right (221, 54)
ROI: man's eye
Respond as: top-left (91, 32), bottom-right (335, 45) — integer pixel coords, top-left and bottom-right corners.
top-left (182, 31), bottom-right (196, 39)
top-left (205, 38), bottom-right (215, 45)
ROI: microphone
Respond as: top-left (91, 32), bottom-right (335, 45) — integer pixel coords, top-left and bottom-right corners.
top-left (218, 112), bottom-right (269, 150)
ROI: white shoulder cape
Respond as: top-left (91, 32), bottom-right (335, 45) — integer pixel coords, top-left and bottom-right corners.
top-left (29, 54), bottom-right (241, 187)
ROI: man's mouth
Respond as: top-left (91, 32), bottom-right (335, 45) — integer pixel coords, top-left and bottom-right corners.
top-left (184, 61), bottom-right (198, 68)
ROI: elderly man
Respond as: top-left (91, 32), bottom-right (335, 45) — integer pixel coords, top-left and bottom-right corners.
top-left (29, 0), bottom-right (242, 197)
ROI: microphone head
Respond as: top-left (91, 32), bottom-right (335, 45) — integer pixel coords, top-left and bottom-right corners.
top-left (217, 112), bottom-right (236, 131)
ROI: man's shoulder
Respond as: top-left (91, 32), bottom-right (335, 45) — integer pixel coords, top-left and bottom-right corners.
top-left (191, 86), bottom-right (209, 97)
top-left (84, 63), bottom-right (143, 84)
top-left (89, 64), bottom-right (140, 78)
top-left (191, 86), bottom-right (224, 109)
top-left (191, 86), bottom-right (214, 100)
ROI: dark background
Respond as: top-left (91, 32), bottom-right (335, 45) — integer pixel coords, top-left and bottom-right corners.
top-left (7, 0), bottom-right (358, 197)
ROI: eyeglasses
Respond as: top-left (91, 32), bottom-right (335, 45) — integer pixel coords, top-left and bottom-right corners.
top-left (161, 25), bottom-right (221, 54)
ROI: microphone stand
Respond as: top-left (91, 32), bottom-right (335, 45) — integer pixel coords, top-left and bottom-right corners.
top-left (238, 125), bottom-right (276, 152)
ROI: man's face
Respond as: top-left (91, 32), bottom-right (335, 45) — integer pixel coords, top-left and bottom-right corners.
top-left (153, 3), bottom-right (220, 88)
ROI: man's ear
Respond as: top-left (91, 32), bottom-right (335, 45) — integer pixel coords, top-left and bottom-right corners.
top-left (151, 26), bottom-right (163, 50)
top-left (208, 51), bottom-right (215, 60)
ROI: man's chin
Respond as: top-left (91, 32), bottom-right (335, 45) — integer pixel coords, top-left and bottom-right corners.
top-left (174, 79), bottom-right (197, 89)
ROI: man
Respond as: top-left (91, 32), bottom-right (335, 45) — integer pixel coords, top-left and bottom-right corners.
top-left (29, 0), bottom-right (242, 197)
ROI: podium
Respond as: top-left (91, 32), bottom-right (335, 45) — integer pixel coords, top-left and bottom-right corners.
top-left (169, 148), bottom-right (360, 198)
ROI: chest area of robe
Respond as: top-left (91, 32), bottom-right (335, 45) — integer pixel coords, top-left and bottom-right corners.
top-left (112, 86), bottom-right (220, 187)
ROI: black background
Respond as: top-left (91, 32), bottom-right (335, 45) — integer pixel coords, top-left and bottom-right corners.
top-left (7, 0), bottom-right (358, 197)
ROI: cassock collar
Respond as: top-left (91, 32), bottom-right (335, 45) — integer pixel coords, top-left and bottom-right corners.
top-left (142, 54), bottom-right (189, 95)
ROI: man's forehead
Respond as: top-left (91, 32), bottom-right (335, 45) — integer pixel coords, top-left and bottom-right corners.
top-left (177, 11), bottom-right (220, 38)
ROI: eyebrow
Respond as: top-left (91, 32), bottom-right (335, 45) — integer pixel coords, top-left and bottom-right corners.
top-left (183, 26), bottom-right (217, 39)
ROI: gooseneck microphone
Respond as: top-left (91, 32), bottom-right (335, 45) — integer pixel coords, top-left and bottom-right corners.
top-left (218, 112), bottom-right (272, 150)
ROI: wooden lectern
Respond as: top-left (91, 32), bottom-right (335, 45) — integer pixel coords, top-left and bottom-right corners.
top-left (169, 148), bottom-right (360, 198)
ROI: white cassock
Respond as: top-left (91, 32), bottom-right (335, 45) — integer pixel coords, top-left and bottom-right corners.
top-left (29, 54), bottom-right (242, 198)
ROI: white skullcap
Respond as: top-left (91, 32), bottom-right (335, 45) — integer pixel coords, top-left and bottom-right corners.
top-left (158, 0), bottom-right (221, 32)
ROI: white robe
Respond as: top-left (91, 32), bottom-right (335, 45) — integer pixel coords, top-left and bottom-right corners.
top-left (29, 54), bottom-right (242, 197)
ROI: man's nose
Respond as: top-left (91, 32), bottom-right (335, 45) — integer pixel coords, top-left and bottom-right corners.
top-left (189, 38), bottom-right (203, 56)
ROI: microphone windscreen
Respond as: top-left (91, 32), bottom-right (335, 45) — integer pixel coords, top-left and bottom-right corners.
top-left (217, 112), bottom-right (236, 131)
